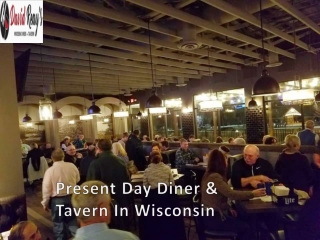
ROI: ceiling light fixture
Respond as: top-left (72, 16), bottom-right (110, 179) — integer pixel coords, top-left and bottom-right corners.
top-left (87, 54), bottom-right (101, 115)
top-left (285, 107), bottom-right (301, 117)
top-left (22, 113), bottom-right (32, 123)
top-left (52, 69), bottom-right (63, 119)
top-left (248, 98), bottom-right (258, 108)
top-left (252, 0), bottom-right (280, 96)
top-left (146, 20), bottom-right (162, 108)
top-left (282, 12), bottom-right (314, 106)
top-left (39, 46), bottom-right (53, 120)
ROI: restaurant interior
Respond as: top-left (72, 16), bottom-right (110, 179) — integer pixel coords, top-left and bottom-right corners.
top-left (1, 0), bottom-right (320, 239)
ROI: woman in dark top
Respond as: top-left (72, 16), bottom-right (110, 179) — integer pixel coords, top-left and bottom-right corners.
top-left (149, 142), bottom-right (169, 164)
top-left (275, 134), bottom-right (313, 193)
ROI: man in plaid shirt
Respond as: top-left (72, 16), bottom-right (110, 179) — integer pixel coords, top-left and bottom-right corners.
top-left (175, 138), bottom-right (199, 173)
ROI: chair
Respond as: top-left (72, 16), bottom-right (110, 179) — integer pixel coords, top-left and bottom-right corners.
top-left (192, 192), bottom-right (237, 240)
top-left (177, 170), bottom-right (197, 240)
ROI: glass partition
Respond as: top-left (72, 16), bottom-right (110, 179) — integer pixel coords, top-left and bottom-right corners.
top-left (194, 88), bottom-right (245, 142)
top-left (264, 79), bottom-right (319, 143)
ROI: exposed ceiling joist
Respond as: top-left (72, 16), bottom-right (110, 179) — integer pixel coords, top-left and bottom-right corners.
top-left (44, 0), bottom-right (178, 39)
top-left (44, 12), bottom-right (244, 66)
top-left (43, 27), bottom-right (241, 69)
top-left (201, 0), bottom-right (313, 52)
top-left (28, 55), bottom-right (201, 79)
top-left (269, 0), bottom-right (320, 36)
top-left (126, 0), bottom-right (295, 59)
top-left (40, 39), bottom-right (228, 73)
top-left (14, 45), bottom-right (199, 75)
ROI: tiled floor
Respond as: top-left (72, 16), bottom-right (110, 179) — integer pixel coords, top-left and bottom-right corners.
top-left (25, 184), bottom-right (200, 240)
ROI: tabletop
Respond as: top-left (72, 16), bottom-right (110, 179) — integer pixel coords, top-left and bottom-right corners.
top-left (236, 198), bottom-right (302, 214)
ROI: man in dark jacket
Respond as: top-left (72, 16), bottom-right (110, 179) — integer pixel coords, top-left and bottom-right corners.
top-left (231, 145), bottom-right (278, 189)
top-left (125, 130), bottom-right (146, 171)
top-left (87, 139), bottom-right (131, 209)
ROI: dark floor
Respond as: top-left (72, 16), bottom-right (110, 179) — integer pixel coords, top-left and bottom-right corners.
top-left (25, 184), bottom-right (200, 240)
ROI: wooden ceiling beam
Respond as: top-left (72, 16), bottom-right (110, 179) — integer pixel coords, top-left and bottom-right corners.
top-left (126, 0), bottom-right (295, 59)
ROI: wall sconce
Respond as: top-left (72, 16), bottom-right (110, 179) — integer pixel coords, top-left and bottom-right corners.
top-left (182, 107), bottom-right (193, 113)
top-left (80, 115), bottom-right (93, 120)
top-left (69, 120), bottom-right (75, 124)
top-left (149, 107), bottom-right (167, 115)
top-left (26, 123), bottom-right (33, 127)
top-left (114, 111), bottom-right (129, 118)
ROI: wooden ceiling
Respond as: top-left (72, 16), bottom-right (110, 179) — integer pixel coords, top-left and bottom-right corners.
top-left (15, 0), bottom-right (320, 97)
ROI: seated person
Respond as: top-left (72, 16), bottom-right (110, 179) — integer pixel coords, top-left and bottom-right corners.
top-left (233, 138), bottom-right (246, 145)
top-left (64, 145), bottom-right (83, 169)
top-left (175, 138), bottom-right (199, 173)
top-left (61, 136), bottom-right (72, 151)
top-left (21, 139), bottom-right (31, 156)
top-left (43, 142), bottom-right (54, 159)
top-left (73, 134), bottom-right (87, 149)
top-left (231, 145), bottom-right (278, 188)
top-left (112, 142), bottom-right (129, 165)
top-left (201, 149), bottom-right (266, 240)
top-left (72, 180), bottom-right (139, 240)
top-left (264, 136), bottom-right (277, 145)
top-left (312, 152), bottom-right (320, 195)
top-left (161, 140), bottom-right (170, 151)
top-left (143, 152), bottom-right (174, 189)
top-left (8, 221), bottom-right (41, 240)
top-left (275, 134), bottom-right (313, 194)
top-left (150, 142), bottom-right (169, 164)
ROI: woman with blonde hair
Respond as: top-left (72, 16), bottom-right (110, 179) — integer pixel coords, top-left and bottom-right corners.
top-left (275, 134), bottom-right (313, 193)
top-left (112, 142), bottom-right (129, 165)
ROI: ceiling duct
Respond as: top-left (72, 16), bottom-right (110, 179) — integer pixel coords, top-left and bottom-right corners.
top-left (177, 23), bottom-right (202, 51)
top-left (176, 77), bottom-right (187, 87)
top-left (266, 52), bottom-right (283, 68)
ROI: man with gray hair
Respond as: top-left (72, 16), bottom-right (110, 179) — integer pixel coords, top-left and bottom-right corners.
top-left (297, 120), bottom-right (319, 146)
top-left (231, 145), bottom-right (278, 188)
top-left (41, 148), bottom-right (79, 240)
top-left (72, 180), bottom-right (139, 240)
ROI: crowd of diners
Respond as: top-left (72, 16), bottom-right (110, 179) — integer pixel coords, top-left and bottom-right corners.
top-left (11, 120), bottom-right (320, 240)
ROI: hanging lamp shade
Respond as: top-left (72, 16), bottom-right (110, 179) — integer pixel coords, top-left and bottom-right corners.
top-left (88, 102), bottom-right (101, 115)
top-left (137, 111), bottom-right (142, 117)
top-left (252, 69), bottom-right (280, 96)
top-left (22, 114), bottom-right (32, 122)
top-left (53, 109), bottom-right (63, 119)
top-left (248, 98), bottom-right (258, 108)
top-left (39, 98), bottom-right (53, 120)
top-left (146, 91), bottom-right (162, 108)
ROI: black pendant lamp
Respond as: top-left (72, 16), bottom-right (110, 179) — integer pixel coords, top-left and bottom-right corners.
top-left (252, 0), bottom-right (280, 97)
top-left (137, 111), bottom-right (142, 117)
top-left (145, 20), bottom-right (162, 108)
top-left (52, 69), bottom-right (63, 119)
top-left (22, 114), bottom-right (32, 122)
top-left (248, 98), bottom-right (258, 108)
top-left (87, 54), bottom-right (101, 115)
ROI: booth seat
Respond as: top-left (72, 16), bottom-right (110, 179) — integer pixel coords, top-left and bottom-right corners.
top-left (143, 142), bottom-right (318, 168)
top-left (0, 194), bottom-right (27, 232)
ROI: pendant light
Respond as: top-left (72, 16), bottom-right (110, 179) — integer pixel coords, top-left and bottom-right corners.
top-left (22, 96), bottom-right (32, 122)
top-left (114, 76), bottom-right (129, 118)
top-left (146, 20), bottom-right (162, 108)
top-left (248, 98), bottom-right (258, 108)
top-left (282, 10), bottom-right (314, 106)
top-left (52, 69), bottom-right (63, 119)
top-left (136, 111), bottom-right (142, 118)
top-left (38, 46), bottom-right (53, 120)
top-left (198, 48), bottom-right (223, 112)
top-left (87, 54), bottom-right (101, 115)
top-left (252, 0), bottom-right (280, 96)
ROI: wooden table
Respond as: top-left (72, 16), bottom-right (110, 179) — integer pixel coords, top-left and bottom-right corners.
top-left (236, 198), bottom-right (302, 214)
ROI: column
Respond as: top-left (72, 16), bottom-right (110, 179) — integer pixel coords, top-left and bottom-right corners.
top-left (0, 44), bottom-right (27, 226)
top-left (213, 111), bottom-right (218, 141)
top-left (91, 116), bottom-right (98, 140)
top-left (181, 112), bottom-right (195, 140)
top-left (52, 119), bottom-right (61, 148)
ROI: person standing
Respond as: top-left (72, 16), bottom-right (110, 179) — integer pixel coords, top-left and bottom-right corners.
top-left (126, 130), bottom-right (146, 171)
top-left (87, 139), bottom-right (131, 210)
top-left (41, 149), bottom-right (79, 240)
top-left (118, 132), bottom-right (129, 149)
top-left (297, 120), bottom-right (319, 146)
